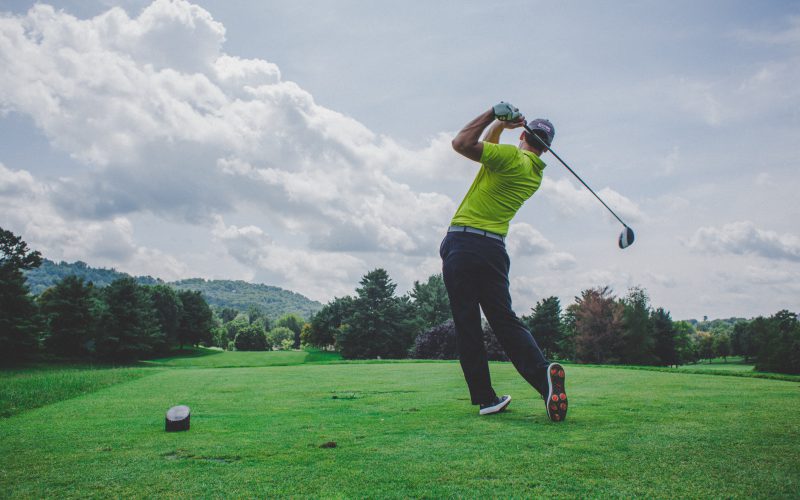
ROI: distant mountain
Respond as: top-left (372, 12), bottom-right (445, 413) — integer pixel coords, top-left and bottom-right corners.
top-left (24, 259), bottom-right (322, 319)
top-left (25, 259), bottom-right (162, 294)
top-left (170, 278), bottom-right (322, 319)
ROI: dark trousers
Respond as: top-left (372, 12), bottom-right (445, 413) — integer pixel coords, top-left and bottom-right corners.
top-left (440, 231), bottom-right (550, 405)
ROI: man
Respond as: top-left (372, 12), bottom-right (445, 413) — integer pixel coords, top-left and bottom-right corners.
top-left (441, 102), bottom-right (568, 422)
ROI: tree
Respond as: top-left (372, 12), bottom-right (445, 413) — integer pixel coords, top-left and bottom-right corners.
top-left (559, 306), bottom-right (577, 361)
top-left (713, 333), bottom-right (731, 362)
top-left (247, 305), bottom-right (270, 330)
top-left (695, 331), bottom-right (715, 362)
top-left (95, 277), bottom-right (161, 361)
top-left (522, 296), bottom-right (563, 360)
top-left (408, 274), bottom-right (451, 331)
top-left (305, 296), bottom-right (354, 349)
top-left (148, 285), bottom-right (183, 352)
top-left (651, 307), bottom-right (677, 367)
top-left (572, 287), bottom-right (624, 364)
top-left (619, 287), bottom-right (655, 364)
top-left (267, 326), bottom-right (295, 350)
top-left (0, 227), bottom-right (43, 363)
top-left (276, 313), bottom-right (304, 349)
top-left (219, 307), bottom-right (239, 323)
top-left (234, 323), bottom-right (270, 351)
top-left (177, 290), bottom-right (214, 348)
top-left (223, 315), bottom-right (249, 348)
top-left (730, 321), bottom-right (757, 362)
top-left (336, 269), bottom-right (416, 359)
top-left (756, 310), bottom-right (800, 374)
top-left (38, 275), bottom-right (96, 358)
top-left (673, 321), bottom-right (696, 365)
top-left (299, 323), bottom-right (313, 348)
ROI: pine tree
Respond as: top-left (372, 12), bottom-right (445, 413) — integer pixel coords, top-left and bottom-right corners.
top-left (620, 287), bottom-right (656, 364)
top-left (756, 310), bottom-right (800, 374)
top-left (408, 274), bottom-right (451, 331)
top-left (148, 284), bottom-right (183, 353)
top-left (651, 307), bottom-right (678, 367)
top-left (337, 269), bottom-right (415, 359)
top-left (95, 277), bottom-right (161, 361)
top-left (38, 275), bottom-right (96, 358)
top-left (0, 227), bottom-right (43, 363)
top-left (177, 290), bottom-right (214, 348)
top-left (522, 296), bottom-right (563, 360)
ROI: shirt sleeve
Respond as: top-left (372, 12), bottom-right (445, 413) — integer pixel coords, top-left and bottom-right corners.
top-left (480, 142), bottom-right (518, 173)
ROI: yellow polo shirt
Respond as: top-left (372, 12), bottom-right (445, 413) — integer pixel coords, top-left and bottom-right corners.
top-left (450, 142), bottom-right (546, 236)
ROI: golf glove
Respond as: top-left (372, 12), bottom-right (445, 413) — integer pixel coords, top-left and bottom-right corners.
top-left (493, 101), bottom-right (521, 122)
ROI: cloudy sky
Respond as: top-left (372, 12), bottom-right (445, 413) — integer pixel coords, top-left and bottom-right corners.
top-left (1, 0), bottom-right (798, 320)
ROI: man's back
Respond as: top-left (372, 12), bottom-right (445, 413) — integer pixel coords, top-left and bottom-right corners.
top-left (450, 142), bottom-right (546, 236)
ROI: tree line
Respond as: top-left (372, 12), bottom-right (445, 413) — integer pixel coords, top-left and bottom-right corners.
top-left (303, 269), bottom-right (800, 375)
top-left (5, 226), bottom-right (797, 374)
top-left (1, 228), bottom-right (215, 363)
top-left (1, 228), bottom-right (307, 364)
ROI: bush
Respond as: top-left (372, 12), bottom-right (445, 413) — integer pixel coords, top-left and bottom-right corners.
top-left (408, 320), bottom-right (508, 361)
top-left (267, 326), bottom-right (295, 350)
top-left (234, 324), bottom-right (270, 351)
top-left (410, 320), bottom-right (458, 359)
top-left (483, 324), bottom-right (509, 362)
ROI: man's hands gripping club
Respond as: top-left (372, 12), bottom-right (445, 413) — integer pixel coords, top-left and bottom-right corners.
top-left (452, 102), bottom-right (526, 162)
top-left (493, 101), bottom-right (522, 122)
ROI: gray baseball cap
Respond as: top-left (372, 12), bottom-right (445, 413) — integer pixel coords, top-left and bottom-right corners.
top-left (526, 118), bottom-right (555, 146)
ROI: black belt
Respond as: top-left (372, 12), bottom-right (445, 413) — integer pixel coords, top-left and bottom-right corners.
top-left (448, 225), bottom-right (505, 242)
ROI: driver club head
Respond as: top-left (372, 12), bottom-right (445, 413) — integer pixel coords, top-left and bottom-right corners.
top-left (619, 227), bottom-right (635, 249)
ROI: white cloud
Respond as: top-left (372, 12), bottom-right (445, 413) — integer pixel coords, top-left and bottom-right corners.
top-left (211, 217), bottom-right (365, 300)
top-left (539, 177), bottom-right (645, 224)
top-left (0, 0), bottom-right (457, 259)
top-left (0, 162), bottom-right (188, 279)
top-left (686, 221), bottom-right (800, 262)
top-left (507, 223), bottom-right (576, 270)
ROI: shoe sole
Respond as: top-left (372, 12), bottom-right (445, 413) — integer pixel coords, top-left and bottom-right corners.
top-left (545, 363), bottom-right (567, 422)
top-left (479, 395), bottom-right (512, 415)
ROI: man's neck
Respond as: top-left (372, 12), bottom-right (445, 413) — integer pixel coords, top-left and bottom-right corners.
top-left (518, 142), bottom-right (542, 157)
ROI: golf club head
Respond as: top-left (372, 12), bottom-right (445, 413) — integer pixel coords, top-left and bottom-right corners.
top-left (619, 227), bottom-right (635, 249)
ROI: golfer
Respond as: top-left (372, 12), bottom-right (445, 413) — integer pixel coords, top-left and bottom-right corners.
top-left (441, 102), bottom-right (567, 421)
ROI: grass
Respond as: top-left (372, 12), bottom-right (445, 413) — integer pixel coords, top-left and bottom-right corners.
top-left (1, 352), bottom-right (799, 498)
top-left (145, 347), bottom-right (343, 368)
top-left (677, 356), bottom-right (757, 371)
top-left (0, 364), bottom-right (157, 418)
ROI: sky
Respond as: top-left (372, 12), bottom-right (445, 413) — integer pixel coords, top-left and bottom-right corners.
top-left (1, 0), bottom-right (799, 320)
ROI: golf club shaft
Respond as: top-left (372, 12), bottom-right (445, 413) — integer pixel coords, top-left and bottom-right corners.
top-left (523, 123), bottom-right (629, 228)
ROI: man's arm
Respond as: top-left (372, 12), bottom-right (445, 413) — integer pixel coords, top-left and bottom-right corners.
top-left (451, 108), bottom-right (495, 162)
top-left (481, 120), bottom-right (506, 144)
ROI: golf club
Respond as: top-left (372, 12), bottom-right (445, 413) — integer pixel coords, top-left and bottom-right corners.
top-left (522, 121), bottom-right (636, 249)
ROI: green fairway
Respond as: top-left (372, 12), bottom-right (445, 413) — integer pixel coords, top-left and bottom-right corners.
top-left (145, 347), bottom-right (343, 368)
top-left (676, 357), bottom-right (757, 372)
top-left (1, 354), bottom-right (799, 498)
